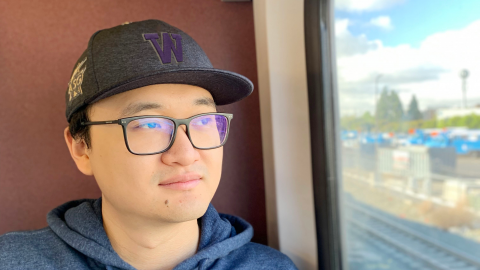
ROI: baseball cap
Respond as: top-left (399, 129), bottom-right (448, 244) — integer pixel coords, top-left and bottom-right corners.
top-left (65, 19), bottom-right (254, 122)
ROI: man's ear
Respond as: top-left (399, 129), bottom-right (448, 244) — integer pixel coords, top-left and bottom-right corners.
top-left (64, 127), bottom-right (93, 176)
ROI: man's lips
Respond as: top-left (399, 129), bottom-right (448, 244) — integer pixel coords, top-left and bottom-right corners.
top-left (158, 173), bottom-right (202, 190)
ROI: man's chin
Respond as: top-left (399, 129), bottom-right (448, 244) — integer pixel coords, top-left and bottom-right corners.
top-left (158, 199), bottom-right (210, 223)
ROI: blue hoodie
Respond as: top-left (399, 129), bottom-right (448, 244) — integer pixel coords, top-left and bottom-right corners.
top-left (0, 198), bottom-right (297, 270)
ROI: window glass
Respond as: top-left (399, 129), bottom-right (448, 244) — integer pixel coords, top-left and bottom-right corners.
top-left (334, 1), bottom-right (480, 269)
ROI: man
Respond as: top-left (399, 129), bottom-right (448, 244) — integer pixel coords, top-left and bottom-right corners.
top-left (0, 20), bottom-right (297, 270)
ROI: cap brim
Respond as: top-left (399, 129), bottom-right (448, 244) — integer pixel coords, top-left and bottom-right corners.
top-left (86, 68), bottom-right (254, 107)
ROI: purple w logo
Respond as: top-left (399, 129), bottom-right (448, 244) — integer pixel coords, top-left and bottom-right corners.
top-left (143, 33), bottom-right (183, 64)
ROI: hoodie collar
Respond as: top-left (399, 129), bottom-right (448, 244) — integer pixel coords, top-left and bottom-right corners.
top-left (174, 204), bottom-right (253, 269)
top-left (47, 198), bottom-right (134, 269)
top-left (47, 198), bottom-right (253, 270)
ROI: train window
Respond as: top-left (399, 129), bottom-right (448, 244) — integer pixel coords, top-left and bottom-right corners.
top-left (334, 1), bottom-right (480, 269)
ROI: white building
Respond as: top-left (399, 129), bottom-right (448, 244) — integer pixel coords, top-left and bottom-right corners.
top-left (436, 108), bottom-right (480, 120)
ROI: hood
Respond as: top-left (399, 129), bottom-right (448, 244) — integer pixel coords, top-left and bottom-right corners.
top-left (47, 198), bottom-right (254, 270)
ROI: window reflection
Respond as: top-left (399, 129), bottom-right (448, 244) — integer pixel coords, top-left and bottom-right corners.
top-left (335, 0), bottom-right (480, 269)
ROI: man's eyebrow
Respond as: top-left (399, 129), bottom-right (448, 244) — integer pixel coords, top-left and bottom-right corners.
top-left (119, 102), bottom-right (163, 117)
top-left (194, 97), bottom-right (216, 109)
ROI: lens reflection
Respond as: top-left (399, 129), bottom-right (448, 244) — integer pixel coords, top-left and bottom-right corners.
top-left (190, 114), bottom-right (228, 148)
top-left (126, 118), bottom-right (174, 154)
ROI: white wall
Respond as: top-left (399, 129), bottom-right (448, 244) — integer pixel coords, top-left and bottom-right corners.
top-left (253, 1), bottom-right (318, 269)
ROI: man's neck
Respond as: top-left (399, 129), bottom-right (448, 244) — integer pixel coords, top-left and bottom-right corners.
top-left (101, 198), bottom-right (200, 270)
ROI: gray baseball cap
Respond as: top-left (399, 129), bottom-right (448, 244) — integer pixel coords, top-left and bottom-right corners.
top-left (65, 19), bottom-right (254, 122)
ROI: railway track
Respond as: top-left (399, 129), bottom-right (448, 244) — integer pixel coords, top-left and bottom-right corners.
top-left (346, 202), bottom-right (480, 270)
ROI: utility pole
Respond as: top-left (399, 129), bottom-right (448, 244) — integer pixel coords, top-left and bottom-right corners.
top-left (460, 69), bottom-right (469, 108)
top-left (375, 74), bottom-right (382, 132)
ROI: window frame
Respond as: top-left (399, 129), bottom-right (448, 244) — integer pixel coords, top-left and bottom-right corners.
top-left (304, 0), bottom-right (345, 269)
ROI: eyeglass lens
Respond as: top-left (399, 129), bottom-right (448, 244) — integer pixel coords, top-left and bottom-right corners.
top-left (125, 114), bottom-right (228, 154)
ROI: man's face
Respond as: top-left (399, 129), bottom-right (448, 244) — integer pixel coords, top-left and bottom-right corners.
top-left (85, 84), bottom-right (223, 223)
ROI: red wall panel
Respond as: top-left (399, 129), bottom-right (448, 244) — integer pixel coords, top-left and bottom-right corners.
top-left (0, 0), bottom-right (266, 245)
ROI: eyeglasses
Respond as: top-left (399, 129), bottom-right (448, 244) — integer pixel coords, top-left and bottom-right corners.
top-left (81, 113), bottom-right (233, 155)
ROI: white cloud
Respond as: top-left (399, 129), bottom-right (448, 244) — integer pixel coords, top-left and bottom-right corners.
top-left (335, 19), bottom-right (380, 56)
top-left (369, 16), bottom-right (393, 30)
top-left (335, 19), bottom-right (480, 115)
top-left (335, 0), bottom-right (405, 12)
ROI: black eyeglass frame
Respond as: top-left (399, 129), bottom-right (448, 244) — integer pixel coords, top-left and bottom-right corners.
top-left (81, 112), bottom-right (233, 155)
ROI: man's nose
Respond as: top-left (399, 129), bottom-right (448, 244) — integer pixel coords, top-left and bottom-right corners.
top-left (160, 125), bottom-right (199, 166)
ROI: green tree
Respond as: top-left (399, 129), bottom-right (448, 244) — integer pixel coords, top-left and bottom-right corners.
top-left (340, 111), bottom-right (376, 132)
top-left (438, 118), bottom-right (447, 128)
top-left (375, 87), bottom-right (404, 130)
top-left (340, 115), bottom-right (357, 130)
top-left (422, 118), bottom-right (437, 129)
top-left (360, 111), bottom-right (375, 132)
top-left (406, 95), bottom-right (422, 121)
top-left (389, 90), bottom-right (404, 122)
top-left (375, 87), bottom-right (389, 123)
top-left (469, 114), bottom-right (480, 128)
top-left (436, 114), bottom-right (480, 129)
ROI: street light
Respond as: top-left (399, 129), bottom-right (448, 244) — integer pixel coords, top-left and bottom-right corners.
top-left (374, 74), bottom-right (382, 132)
top-left (460, 69), bottom-right (469, 108)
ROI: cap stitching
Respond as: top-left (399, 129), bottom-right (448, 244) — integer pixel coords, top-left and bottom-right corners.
top-left (65, 30), bottom-right (101, 122)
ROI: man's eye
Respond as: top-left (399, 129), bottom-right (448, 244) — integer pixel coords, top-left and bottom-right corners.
top-left (194, 118), bottom-right (213, 126)
top-left (139, 122), bottom-right (162, 129)
top-left (201, 118), bottom-right (212, 125)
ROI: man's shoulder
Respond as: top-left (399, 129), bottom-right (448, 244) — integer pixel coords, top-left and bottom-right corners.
top-left (0, 227), bottom-right (56, 250)
top-left (215, 242), bottom-right (298, 269)
top-left (0, 227), bottom-right (86, 270)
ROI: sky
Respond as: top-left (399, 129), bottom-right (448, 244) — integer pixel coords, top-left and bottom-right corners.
top-left (334, 0), bottom-right (480, 116)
